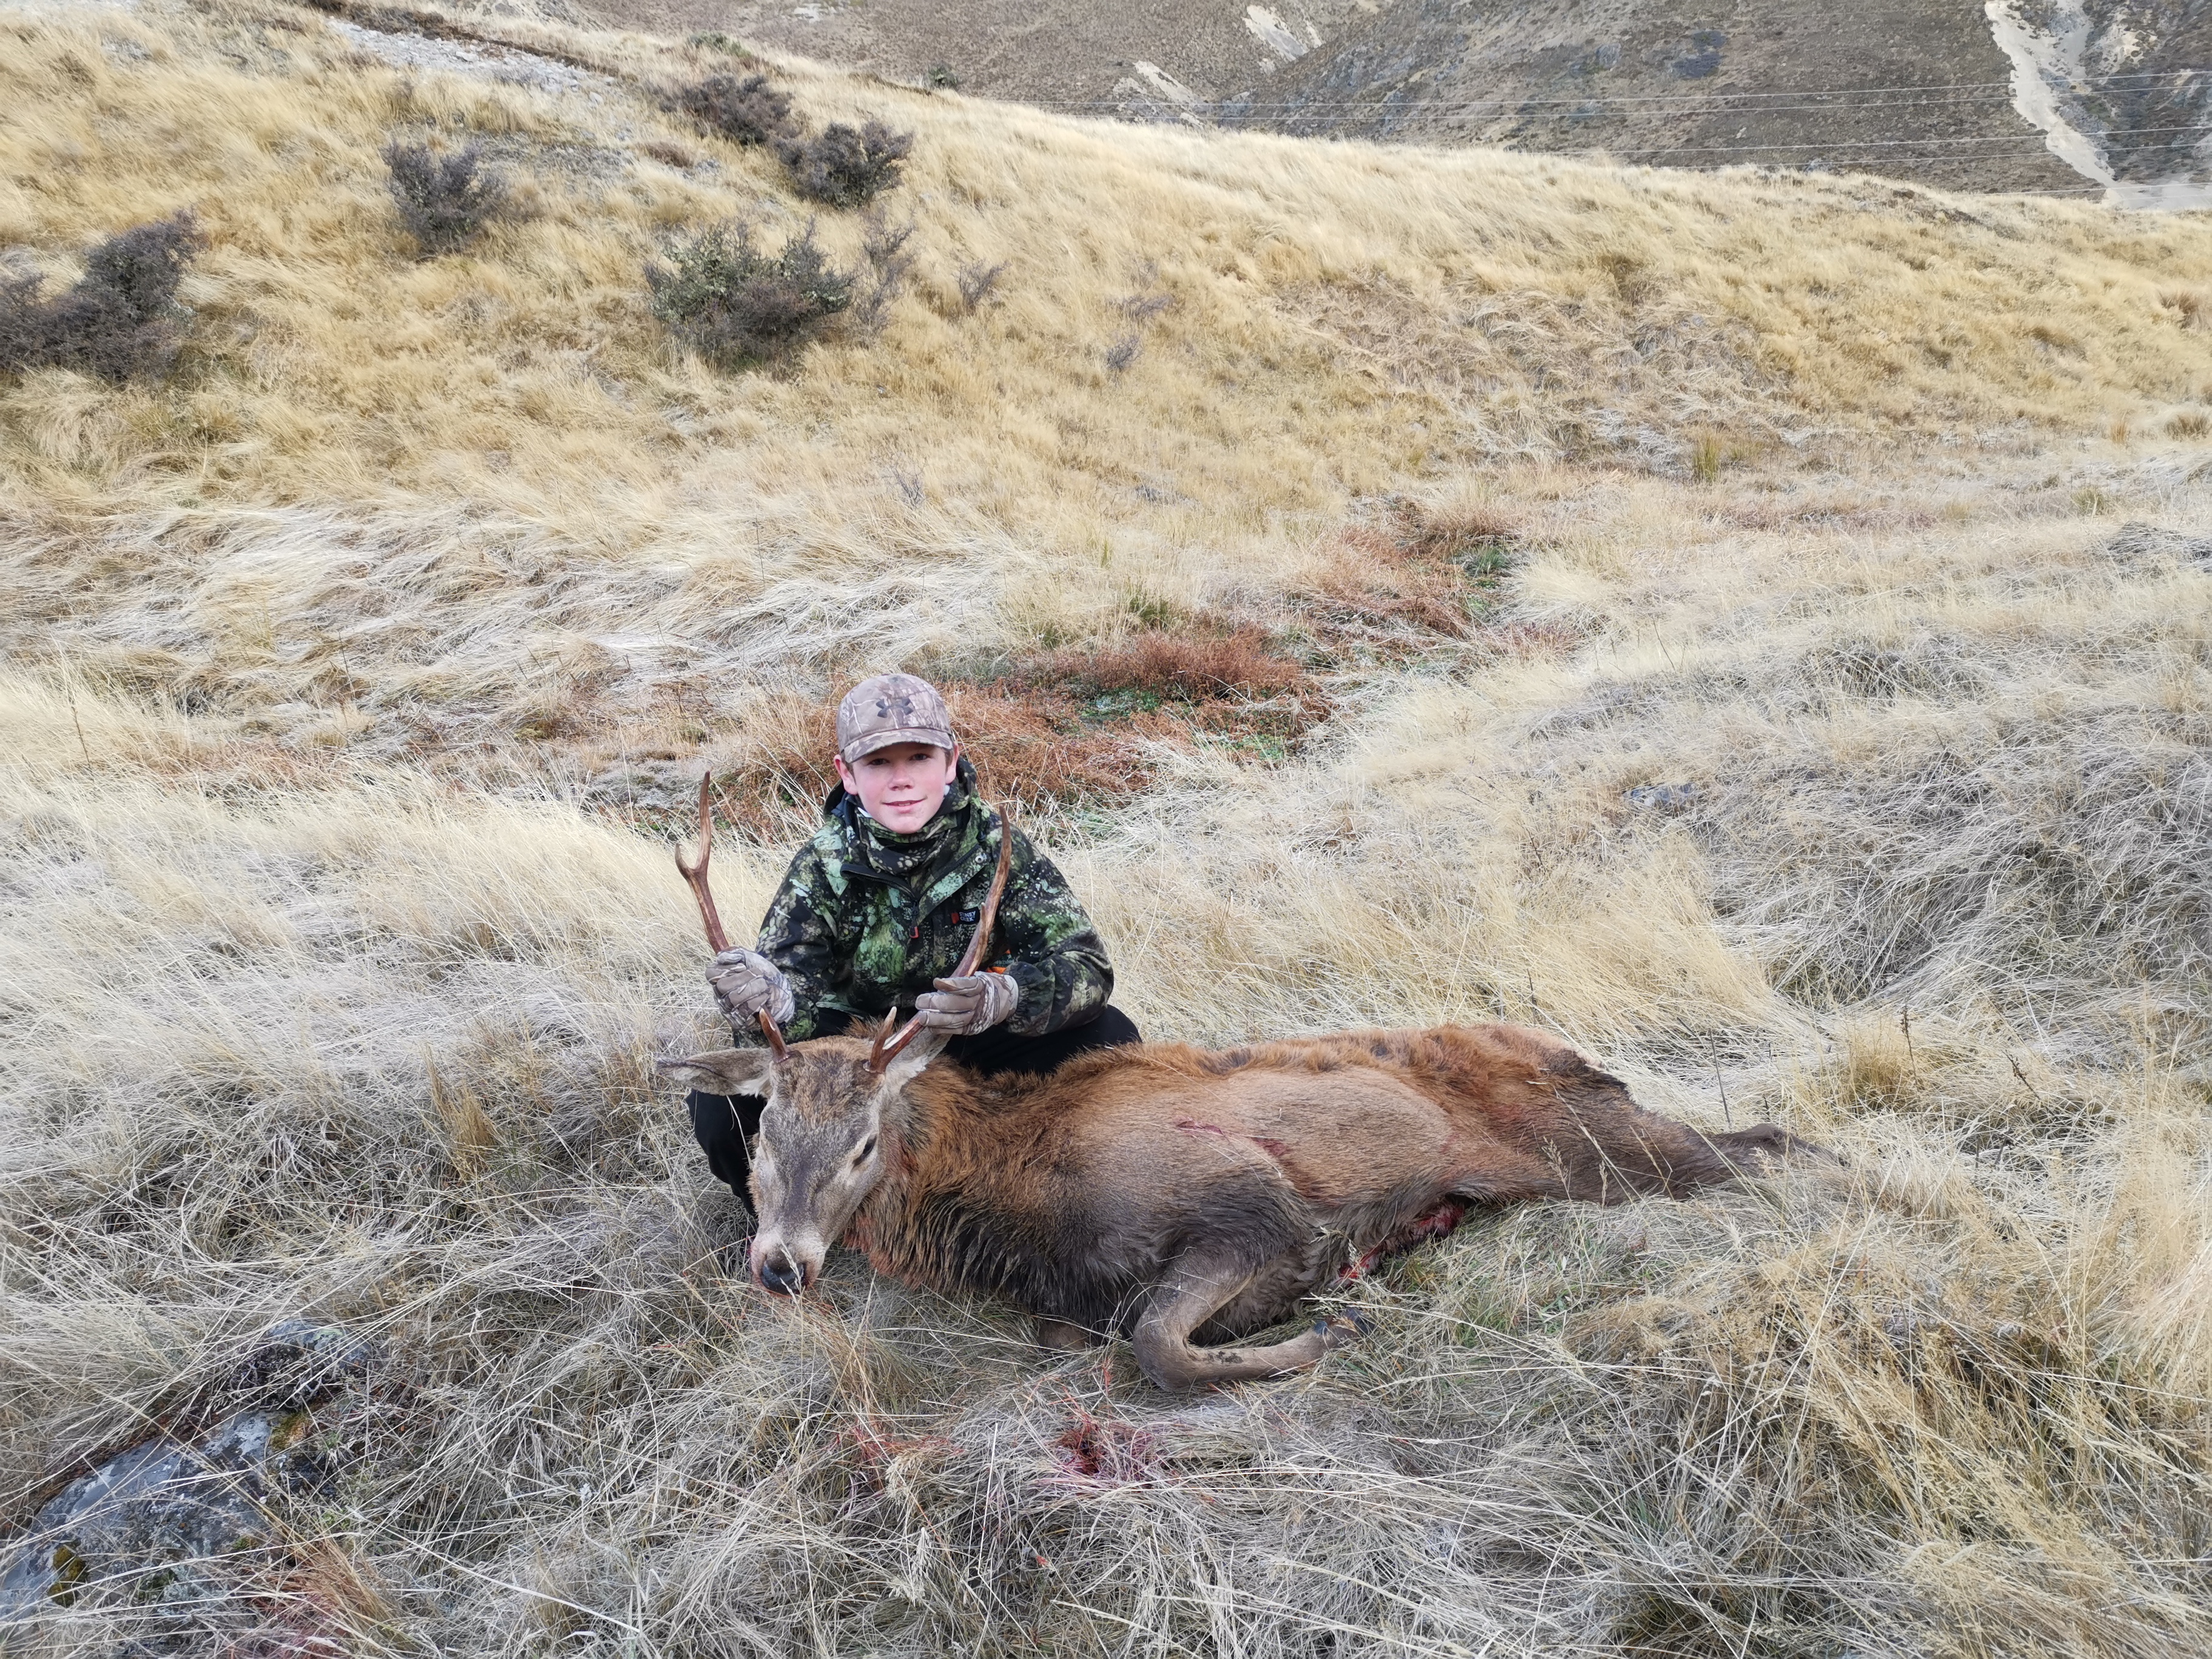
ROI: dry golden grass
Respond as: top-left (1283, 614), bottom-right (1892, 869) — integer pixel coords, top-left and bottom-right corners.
top-left (5, 0), bottom-right (2212, 773)
top-left (5, 1), bottom-right (2212, 1654)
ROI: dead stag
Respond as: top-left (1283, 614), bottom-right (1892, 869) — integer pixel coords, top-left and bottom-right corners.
top-left (663, 776), bottom-right (1827, 1390)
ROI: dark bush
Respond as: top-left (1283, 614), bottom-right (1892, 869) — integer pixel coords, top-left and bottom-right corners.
top-left (776, 119), bottom-right (913, 208)
top-left (1000, 629), bottom-right (1313, 706)
top-left (675, 72), bottom-right (793, 146)
top-left (851, 210), bottom-right (915, 333)
top-left (956, 259), bottom-right (1006, 313)
top-left (0, 213), bottom-right (199, 383)
top-left (686, 31), bottom-right (752, 60)
top-left (383, 141), bottom-right (511, 255)
top-left (648, 220), bottom-right (854, 370)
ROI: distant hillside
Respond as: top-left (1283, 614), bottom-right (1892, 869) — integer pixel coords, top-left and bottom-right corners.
top-left (2088, 0), bottom-right (2212, 184)
top-left (578, 0), bottom-right (1367, 112)
top-left (1216, 0), bottom-right (2086, 194)
top-left (575, 0), bottom-right (2212, 197)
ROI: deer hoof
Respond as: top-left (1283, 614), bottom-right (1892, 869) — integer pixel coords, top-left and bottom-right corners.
top-left (1312, 1308), bottom-right (1374, 1350)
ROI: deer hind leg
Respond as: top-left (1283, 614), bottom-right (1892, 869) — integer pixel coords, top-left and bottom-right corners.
top-left (1701, 1122), bottom-right (1840, 1173)
top-left (1132, 1248), bottom-right (1359, 1392)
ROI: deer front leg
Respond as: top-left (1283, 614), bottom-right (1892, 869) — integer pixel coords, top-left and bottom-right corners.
top-left (1132, 1249), bottom-right (1364, 1391)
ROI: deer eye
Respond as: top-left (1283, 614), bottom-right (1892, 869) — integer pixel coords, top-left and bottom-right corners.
top-left (853, 1135), bottom-right (878, 1165)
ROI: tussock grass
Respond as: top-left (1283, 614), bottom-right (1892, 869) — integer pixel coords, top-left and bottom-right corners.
top-left (5, 2), bottom-right (2212, 1654)
top-left (5, 0), bottom-right (2212, 765)
top-left (7, 603), bottom-right (2212, 1651)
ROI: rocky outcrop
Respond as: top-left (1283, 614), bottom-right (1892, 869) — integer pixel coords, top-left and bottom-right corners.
top-left (0, 1322), bottom-right (376, 1652)
top-left (1987, 1), bottom-right (2212, 204)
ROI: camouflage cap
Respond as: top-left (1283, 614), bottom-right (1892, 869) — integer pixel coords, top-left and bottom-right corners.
top-left (836, 673), bottom-right (957, 763)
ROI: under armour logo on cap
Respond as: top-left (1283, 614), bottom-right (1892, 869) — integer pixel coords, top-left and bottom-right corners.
top-left (837, 673), bottom-right (957, 763)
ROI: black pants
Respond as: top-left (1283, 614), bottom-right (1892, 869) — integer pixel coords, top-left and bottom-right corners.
top-left (686, 1005), bottom-right (1143, 1215)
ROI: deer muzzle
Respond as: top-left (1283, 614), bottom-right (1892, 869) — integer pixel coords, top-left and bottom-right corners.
top-left (750, 1233), bottom-right (821, 1296)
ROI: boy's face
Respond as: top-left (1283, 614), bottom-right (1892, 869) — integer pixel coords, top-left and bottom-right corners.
top-left (835, 742), bottom-right (960, 834)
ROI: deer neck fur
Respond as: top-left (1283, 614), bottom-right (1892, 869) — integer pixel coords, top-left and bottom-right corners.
top-left (842, 1062), bottom-right (1102, 1314)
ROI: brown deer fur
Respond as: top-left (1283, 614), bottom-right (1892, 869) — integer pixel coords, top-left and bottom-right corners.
top-left (661, 1021), bottom-right (1825, 1391)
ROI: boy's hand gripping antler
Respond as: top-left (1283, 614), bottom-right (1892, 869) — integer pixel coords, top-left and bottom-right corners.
top-left (675, 772), bottom-right (789, 1059)
top-left (869, 808), bottom-right (1014, 1073)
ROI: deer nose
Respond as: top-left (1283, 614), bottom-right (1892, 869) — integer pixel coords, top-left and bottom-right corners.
top-left (757, 1250), bottom-right (803, 1296)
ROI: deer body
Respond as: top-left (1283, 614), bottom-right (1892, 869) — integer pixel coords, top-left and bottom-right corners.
top-left (663, 1021), bottom-right (1817, 1390)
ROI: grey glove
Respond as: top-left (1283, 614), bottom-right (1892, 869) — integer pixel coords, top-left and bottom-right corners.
top-left (913, 971), bottom-right (1020, 1036)
top-left (707, 948), bottom-right (796, 1030)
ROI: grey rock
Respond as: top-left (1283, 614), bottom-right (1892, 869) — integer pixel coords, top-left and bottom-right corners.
top-left (0, 1324), bottom-right (372, 1641)
top-left (1624, 782), bottom-right (1701, 813)
top-left (583, 757), bottom-right (708, 812)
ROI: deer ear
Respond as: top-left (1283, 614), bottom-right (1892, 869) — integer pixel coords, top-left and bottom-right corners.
top-left (657, 1050), bottom-right (775, 1096)
top-left (879, 1033), bottom-right (947, 1094)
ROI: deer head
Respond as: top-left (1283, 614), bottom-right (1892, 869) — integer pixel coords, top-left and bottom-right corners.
top-left (659, 1024), bottom-right (949, 1293)
top-left (661, 792), bottom-right (1014, 1296)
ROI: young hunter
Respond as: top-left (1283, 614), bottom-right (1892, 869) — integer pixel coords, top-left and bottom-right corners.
top-left (688, 672), bottom-right (1142, 1216)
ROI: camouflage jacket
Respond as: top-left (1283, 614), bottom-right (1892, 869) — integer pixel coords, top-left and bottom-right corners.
top-left (752, 759), bottom-right (1113, 1041)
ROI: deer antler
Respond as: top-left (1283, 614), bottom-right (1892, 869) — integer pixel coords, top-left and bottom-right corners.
top-left (675, 772), bottom-right (730, 953)
top-left (871, 805), bottom-right (1016, 1073)
top-left (867, 1008), bottom-right (899, 1073)
top-left (676, 769), bottom-right (789, 1057)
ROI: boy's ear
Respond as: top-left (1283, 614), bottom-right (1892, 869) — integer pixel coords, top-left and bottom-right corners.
top-left (657, 1050), bottom-right (775, 1096)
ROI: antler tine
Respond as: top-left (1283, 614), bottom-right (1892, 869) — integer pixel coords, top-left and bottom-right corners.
top-left (951, 803), bottom-right (1017, 979)
top-left (872, 805), bottom-right (1017, 1073)
top-left (675, 771), bottom-right (732, 954)
top-left (677, 771), bottom-right (793, 1056)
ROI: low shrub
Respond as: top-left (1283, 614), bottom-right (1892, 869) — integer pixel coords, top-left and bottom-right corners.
top-left (776, 119), bottom-right (913, 207)
top-left (383, 141), bottom-right (511, 255)
top-left (851, 211), bottom-right (915, 333)
top-left (0, 213), bottom-right (199, 382)
top-left (1393, 500), bottom-right (1521, 580)
top-left (1292, 506), bottom-right (1545, 655)
top-left (648, 220), bottom-right (853, 370)
top-left (685, 31), bottom-right (752, 59)
top-left (1002, 629), bottom-right (1312, 708)
top-left (675, 72), bottom-right (791, 146)
top-left (956, 260), bottom-right (1005, 313)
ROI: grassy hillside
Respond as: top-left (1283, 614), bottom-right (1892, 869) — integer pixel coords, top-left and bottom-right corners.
top-left (4, 2), bottom-right (2212, 1654)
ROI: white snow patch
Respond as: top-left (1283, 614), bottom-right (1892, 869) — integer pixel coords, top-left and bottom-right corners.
top-left (1131, 60), bottom-right (1200, 106)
